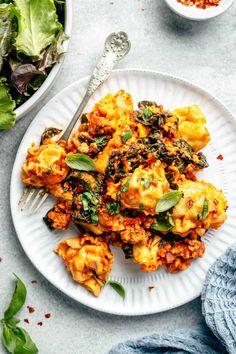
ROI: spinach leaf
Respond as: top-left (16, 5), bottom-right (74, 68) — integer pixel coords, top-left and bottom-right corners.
top-left (4, 274), bottom-right (26, 321)
top-left (156, 191), bottom-right (183, 213)
top-left (108, 280), bottom-right (125, 300)
top-left (66, 153), bottom-right (96, 171)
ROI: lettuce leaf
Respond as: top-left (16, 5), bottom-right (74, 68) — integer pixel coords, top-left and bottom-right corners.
top-left (14, 0), bottom-right (62, 59)
top-left (0, 3), bottom-right (15, 71)
top-left (0, 77), bottom-right (16, 129)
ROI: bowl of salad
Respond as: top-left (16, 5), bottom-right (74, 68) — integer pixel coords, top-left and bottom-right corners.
top-left (0, 0), bottom-right (72, 130)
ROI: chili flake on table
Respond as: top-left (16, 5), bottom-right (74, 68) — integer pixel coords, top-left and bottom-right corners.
top-left (177, 0), bottom-right (221, 8)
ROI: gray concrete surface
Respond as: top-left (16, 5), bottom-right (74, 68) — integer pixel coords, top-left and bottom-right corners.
top-left (1, 0), bottom-right (236, 353)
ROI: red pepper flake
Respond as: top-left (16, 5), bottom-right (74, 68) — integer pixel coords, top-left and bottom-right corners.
top-left (217, 154), bottom-right (224, 161)
top-left (44, 313), bottom-right (51, 319)
top-left (37, 322), bottom-right (43, 326)
top-left (24, 319), bottom-right (29, 324)
top-left (187, 199), bottom-right (193, 209)
top-left (148, 285), bottom-right (155, 290)
top-left (213, 199), bottom-right (219, 205)
top-left (27, 306), bottom-right (35, 314)
top-left (31, 280), bottom-right (37, 284)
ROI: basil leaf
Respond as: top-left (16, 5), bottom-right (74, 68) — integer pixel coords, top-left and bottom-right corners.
top-left (106, 201), bottom-right (120, 216)
top-left (121, 179), bottom-right (130, 193)
top-left (4, 274), bottom-right (26, 321)
top-left (198, 198), bottom-right (209, 220)
top-left (156, 191), bottom-right (183, 213)
top-left (151, 222), bottom-right (172, 232)
top-left (121, 129), bottom-right (132, 142)
top-left (66, 153), bottom-right (96, 171)
top-left (108, 280), bottom-right (125, 299)
top-left (6, 317), bottom-right (20, 328)
top-left (2, 325), bottom-right (38, 354)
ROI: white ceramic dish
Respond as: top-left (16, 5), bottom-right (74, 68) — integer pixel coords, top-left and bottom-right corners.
top-left (15, 0), bottom-right (73, 120)
top-left (11, 69), bottom-right (236, 316)
top-left (165, 0), bottom-right (234, 21)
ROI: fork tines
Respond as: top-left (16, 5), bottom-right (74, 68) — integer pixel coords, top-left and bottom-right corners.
top-left (19, 187), bottom-right (49, 212)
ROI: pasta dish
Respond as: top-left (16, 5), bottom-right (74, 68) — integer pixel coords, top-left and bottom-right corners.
top-left (21, 90), bottom-right (227, 296)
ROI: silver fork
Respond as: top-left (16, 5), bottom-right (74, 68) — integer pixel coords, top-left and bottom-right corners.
top-left (19, 31), bottom-right (131, 212)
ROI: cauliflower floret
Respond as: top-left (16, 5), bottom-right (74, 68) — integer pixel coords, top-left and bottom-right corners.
top-left (22, 143), bottom-right (69, 188)
top-left (55, 235), bottom-right (113, 296)
top-left (44, 200), bottom-right (72, 230)
top-left (133, 234), bottom-right (205, 273)
top-left (120, 224), bottom-right (150, 244)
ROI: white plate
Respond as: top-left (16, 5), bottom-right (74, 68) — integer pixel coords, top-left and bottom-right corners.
top-left (165, 0), bottom-right (233, 21)
top-left (15, 0), bottom-right (73, 120)
top-left (10, 69), bottom-right (236, 316)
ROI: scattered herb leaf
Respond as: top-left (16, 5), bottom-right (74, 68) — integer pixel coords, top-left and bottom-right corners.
top-left (156, 191), bottom-right (183, 213)
top-left (121, 129), bottom-right (132, 142)
top-left (197, 198), bottom-right (209, 220)
top-left (66, 153), bottom-right (96, 171)
top-left (121, 179), bottom-right (130, 193)
top-left (4, 274), bottom-right (26, 321)
top-left (108, 280), bottom-right (125, 299)
top-left (1, 275), bottom-right (38, 354)
top-left (106, 200), bottom-right (120, 216)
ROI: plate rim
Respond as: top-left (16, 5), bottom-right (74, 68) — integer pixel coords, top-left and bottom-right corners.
top-left (10, 68), bottom-right (236, 316)
top-left (164, 0), bottom-right (234, 21)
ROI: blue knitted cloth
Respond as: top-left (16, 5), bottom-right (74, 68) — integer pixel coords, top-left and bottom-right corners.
top-left (110, 244), bottom-right (236, 354)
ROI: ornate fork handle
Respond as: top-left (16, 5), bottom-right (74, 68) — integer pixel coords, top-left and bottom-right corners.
top-left (61, 32), bottom-right (131, 141)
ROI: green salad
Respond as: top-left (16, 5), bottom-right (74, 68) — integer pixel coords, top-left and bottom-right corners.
top-left (0, 0), bottom-right (68, 130)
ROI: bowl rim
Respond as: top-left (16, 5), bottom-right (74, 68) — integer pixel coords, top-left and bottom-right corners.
top-left (164, 0), bottom-right (234, 21)
top-left (15, 0), bottom-right (73, 120)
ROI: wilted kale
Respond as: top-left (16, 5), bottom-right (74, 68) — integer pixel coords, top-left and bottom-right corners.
top-left (105, 144), bottom-right (147, 182)
top-left (71, 172), bottom-right (103, 225)
top-left (135, 100), bottom-right (173, 127)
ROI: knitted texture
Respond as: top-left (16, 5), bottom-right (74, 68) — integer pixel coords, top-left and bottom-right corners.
top-left (202, 244), bottom-right (236, 354)
top-left (109, 244), bottom-right (236, 354)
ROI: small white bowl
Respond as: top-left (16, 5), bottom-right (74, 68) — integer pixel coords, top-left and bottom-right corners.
top-left (164, 0), bottom-right (234, 21)
top-left (15, 0), bottom-right (73, 121)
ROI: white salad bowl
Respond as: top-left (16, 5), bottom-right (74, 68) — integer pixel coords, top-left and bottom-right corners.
top-left (164, 0), bottom-right (234, 21)
top-left (15, 0), bottom-right (73, 121)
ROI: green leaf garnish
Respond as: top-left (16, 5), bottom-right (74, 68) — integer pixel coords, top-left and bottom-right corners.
top-left (106, 200), bottom-right (120, 216)
top-left (143, 108), bottom-right (153, 118)
top-left (2, 325), bottom-right (38, 354)
top-left (156, 191), bottom-right (183, 213)
top-left (14, 0), bottom-right (62, 58)
top-left (4, 274), bottom-right (26, 321)
top-left (121, 129), bottom-right (132, 142)
top-left (108, 280), bottom-right (125, 299)
top-left (197, 198), bottom-right (209, 220)
top-left (1, 275), bottom-right (38, 354)
top-left (121, 179), bottom-right (130, 193)
top-left (140, 177), bottom-right (153, 189)
top-left (66, 153), bottom-right (96, 171)
top-left (151, 221), bottom-right (173, 232)
top-left (0, 78), bottom-right (16, 130)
